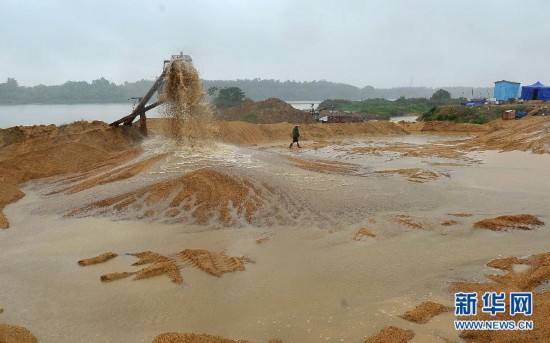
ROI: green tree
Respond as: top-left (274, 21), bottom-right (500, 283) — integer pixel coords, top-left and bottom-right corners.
top-left (214, 87), bottom-right (246, 108)
top-left (207, 86), bottom-right (218, 97)
top-left (430, 89), bottom-right (451, 104)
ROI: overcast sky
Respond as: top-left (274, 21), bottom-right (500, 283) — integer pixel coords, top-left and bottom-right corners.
top-left (1, 0), bottom-right (549, 88)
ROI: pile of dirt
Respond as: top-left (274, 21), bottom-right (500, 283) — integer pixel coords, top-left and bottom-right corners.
top-left (287, 156), bottom-right (359, 175)
top-left (399, 301), bottom-right (452, 324)
top-left (159, 59), bottom-right (216, 145)
top-left (148, 119), bottom-right (407, 146)
top-left (450, 252), bottom-right (550, 342)
top-left (440, 219), bottom-right (458, 226)
top-left (152, 333), bottom-right (251, 343)
top-left (473, 214), bottom-right (544, 231)
top-left (78, 252), bottom-right (118, 266)
top-left (69, 168), bottom-right (269, 226)
top-left (217, 98), bottom-right (314, 124)
top-left (0, 121), bottom-right (142, 228)
top-left (0, 324), bottom-right (38, 343)
top-left (448, 212), bottom-right (472, 217)
top-left (375, 168), bottom-right (446, 183)
top-left (97, 248), bottom-right (251, 285)
top-left (364, 326), bottom-right (414, 343)
top-left (460, 116), bottom-right (550, 154)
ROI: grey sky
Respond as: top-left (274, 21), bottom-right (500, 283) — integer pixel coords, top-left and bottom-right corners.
top-left (1, 0), bottom-right (549, 88)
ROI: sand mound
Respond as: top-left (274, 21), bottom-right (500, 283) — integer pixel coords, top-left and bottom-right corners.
top-left (473, 214), bottom-right (544, 231)
top-left (364, 326), bottom-right (414, 343)
top-left (450, 252), bottom-right (550, 342)
top-left (399, 301), bottom-right (452, 324)
top-left (217, 98), bottom-right (314, 124)
top-left (447, 212), bottom-right (472, 217)
top-left (440, 220), bottom-right (458, 226)
top-left (153, 333), bottom-right (251, 343)
top-left (148, 119), bottom-right (407, 146)
top-left (97, 248), bottom-right (250, 285)
top-left (178, 249), bottom-right (249, 277)
top-left (400, 120), bottom-right (488, 133)
top-left (0, 324), bottom-right (37, 343)
top-left (0, 183), bottom-right (24, 229)
top-left (351, 142), bottom-right (466, 160)
top-left (287, 156), bottom-right (359, 175)
top-left (460, 116), bottom-right (550, 154)
top-left (375, 168), bottom-right (446, 183)
top-left (353, 227), bottom-right (376, 240)
top-left (0, 121), bottom-right (142, 228)
top-left (70, 168), bottom-right (268, 226)
top-left (160, 59), bottom-right (216, 145)
top-left (394, 215), bottom-right (423, 230)
top-left (78, 252), bottom-right (117, 266)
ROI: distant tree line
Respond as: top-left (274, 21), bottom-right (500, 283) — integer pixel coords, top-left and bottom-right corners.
top-left (0, 77), bottom-right (492, 105)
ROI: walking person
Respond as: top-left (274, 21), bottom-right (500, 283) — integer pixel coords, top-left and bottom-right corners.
top-left (289, 125), bottom-right (301, 148)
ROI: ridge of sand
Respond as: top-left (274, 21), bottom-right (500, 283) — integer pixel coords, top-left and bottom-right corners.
top-left (473, 214), bottom-right (544, 231)
top-left (399, 301), bottom-right (452, 324)
top-left (97, 248), bottom-right (250, 285)
top-left (364, 326), bottom-right (415, 343)
top-left (0, 324), bottom-right (38, 343)
top-left (78, 252), bottom-right (118, 266)
top-left (287, 156), bottom-right (359, 175)
top-left (68, 168), bottom-right (268, 226)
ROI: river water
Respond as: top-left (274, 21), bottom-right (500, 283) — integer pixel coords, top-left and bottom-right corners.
top-left (0, 102), bottom-right (419, 128)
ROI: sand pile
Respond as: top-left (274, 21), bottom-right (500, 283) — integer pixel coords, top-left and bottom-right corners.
top-left (0, 121), bottom-right (142, 228)
top-left (153, 333), bottom-right (251, 343)
top-left (364, 326), bottom-right (414, 343)
top-left (0, 324), bottom-right (38, 343)
top-left (78, 252), bottom-right (118, 266)
top-left (450, 252), bottom-right (550, 342)
top-left (287, 156), bottom-right (359, 175)
top-left (69, 168), bottom-right (270, 226)
top-left (351, 142), bottom-right (466, 160)
top-left (399, 301), bottom-right (452, 324)
top-left (460, 116), bottom-right (550, 154)
top-left (217, 98), bottom-right (314, 124)
top-left (97, 248), bottom-right (251, 285)
top-left (473, 214), bottom-right (544, 231)
top-left (353, 227), bottom-right (376, 240)
top-left (148, 119), bottom-right (407, 146)
top-left (160, 59), bottom-right (216, 145)
top-left (400, 120), bottom-right (488, 133)
top-left (394, 215), bottom-right (424, 230)
top-left (0, 183), bottom-right (24, 229)
top-left (375, 168), bottom-right (446, 183)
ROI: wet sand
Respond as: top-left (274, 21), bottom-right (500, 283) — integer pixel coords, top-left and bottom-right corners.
top-left (1, 134), bottom-right (550, 342)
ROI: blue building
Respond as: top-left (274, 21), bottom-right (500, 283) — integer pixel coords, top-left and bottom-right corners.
top-left (520, 81), bottom-right (550, 101)
top-left (494, 80), bottom-right (520, 101)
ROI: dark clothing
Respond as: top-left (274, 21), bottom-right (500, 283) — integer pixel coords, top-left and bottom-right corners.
top-left (289, 126), bottom-right (301, 148)
top-left (292, 127), bottom-right (300, 139)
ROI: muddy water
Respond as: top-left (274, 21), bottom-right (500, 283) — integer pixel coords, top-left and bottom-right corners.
top-left (1, 137), bottom-right (550, 343)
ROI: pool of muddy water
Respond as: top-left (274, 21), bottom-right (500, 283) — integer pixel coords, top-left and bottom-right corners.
top-left (1, 136), bottom-right (550, 342)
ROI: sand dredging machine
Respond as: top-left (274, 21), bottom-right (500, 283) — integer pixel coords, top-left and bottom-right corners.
top-left (109, 52), bottom-right (192, 135)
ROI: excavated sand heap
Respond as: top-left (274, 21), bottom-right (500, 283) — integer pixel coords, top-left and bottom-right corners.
top-left (68, 168), bottom-right (275, 226)
top-left (160, 59), bottom-right (217, 145)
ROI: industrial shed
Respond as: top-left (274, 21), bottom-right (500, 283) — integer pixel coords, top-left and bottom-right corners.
top-left (493, 80), bottom-right (520, 101)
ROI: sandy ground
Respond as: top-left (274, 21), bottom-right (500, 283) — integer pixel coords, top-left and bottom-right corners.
top-left (1, 119), bottom-right (550, 342)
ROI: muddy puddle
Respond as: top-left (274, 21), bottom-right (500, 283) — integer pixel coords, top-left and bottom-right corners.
top-left (1, 135), bottom-right (549, 342)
